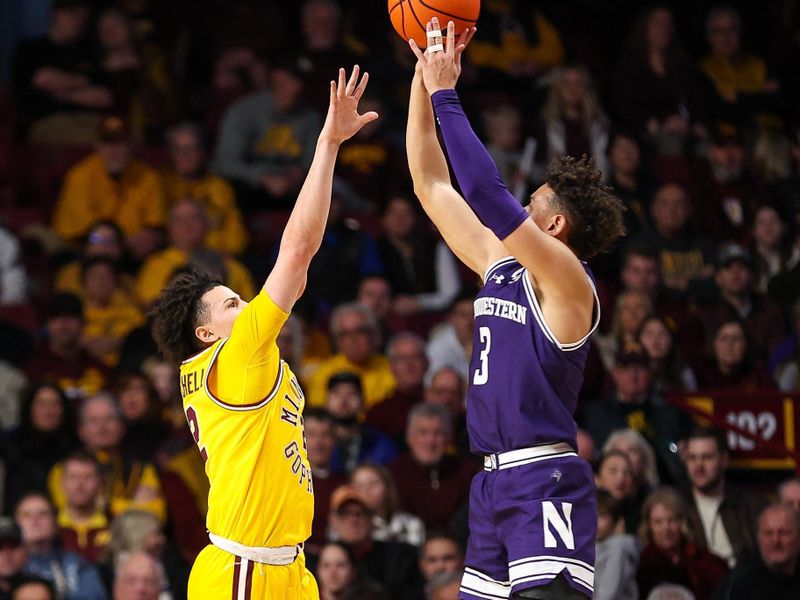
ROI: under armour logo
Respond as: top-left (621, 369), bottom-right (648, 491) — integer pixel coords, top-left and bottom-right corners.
top-left (490, 274), bottom-right (505, 284)
top-left (551, 469), bottom-right (562, 482)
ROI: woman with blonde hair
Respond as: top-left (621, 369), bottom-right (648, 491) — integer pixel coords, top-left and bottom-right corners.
top-left (603, 428), bottom-right (659, 491)
top-left (593, 290), bottom-right (653, 371)
top-left (350, 463), bottom-right (425, 547)
top-left (636, 487), bottom-right (727, 600)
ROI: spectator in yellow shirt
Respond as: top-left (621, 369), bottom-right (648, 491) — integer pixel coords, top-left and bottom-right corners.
top-left (136, 198), bottom-right (256, 306)
top-left (161, 122), bottom-right (248, 256)
top-left (52, 115), bottom-right (166, 259)
top-left (307, 303), bottom-right (395, 409)
top-left (81, 257), bottom-right (143, 367)
top-left (48, 393), bottom-right (166, 522)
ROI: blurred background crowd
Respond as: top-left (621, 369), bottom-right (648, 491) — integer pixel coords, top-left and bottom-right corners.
top-left (1, 0), bottom-right (800, 599)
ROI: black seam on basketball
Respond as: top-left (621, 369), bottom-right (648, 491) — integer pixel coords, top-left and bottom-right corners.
top-left (416, 0), bottom-right (478, 22)
top-left (389, 0), bottom-right (403, 14)
top-left (399, 0), bottom-right (409, 41)
top-left (406, 0), bottom-right (427, 40)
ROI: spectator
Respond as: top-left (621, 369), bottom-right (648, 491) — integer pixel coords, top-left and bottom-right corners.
top-left (136, 198), bottom-right (255, 306)
top-left (2, 383), bottom-right (76, 518)
top-left (351, 463), bottom-right (425, 547)
top-left (80, 257), bottom-right (144, 367)
top-left (424, 367), bottom-right (468, 456)
top-left (483, 104), bottom-right (530, 195)
top-left (111, 552), bottom-right (164, 600)
top-left (693, 124), bottom-right (766, 243)
top-left (682, 427), bottom-right (763, 568)
top-left (466, 1), bottom-right (564, 87)
top-left (425, 293), bottom-right (475, 382)
top-left (212, 55), bottom-right (322, 209)
top-left (57, 452), bottom-right (111, 565)
top-left (365, 333), bottom-right (427, 442)
top-left (750, 205), bottom-right (798, 294)
top-left (603, 428), bottom-right (660, 501)
top-left (115, 373), bottom-right (170, 462)
top-left (697, 243), bottom-right (787, 362)
top-left (9, 576), bottom-right (55, 600)
top-left (637, 315), bottom-right (698, 393)
top-left (535, 64), bottom-right (610, 175)
top-left (778, 477), bottom-right (800, 512)
top-left (418, 533), bottom-right (464, 585)
top-left (161, 122), bottom-right (248, 256)
top-left (0, 226), bottom-right (27, 306)
top-left (376, 195), bottom-right (461, 317)
top-left (700, 5), bottom-right (780, 127)
top-left (307, 304), bottom-right (395, 409)
top-left (607, 131), bottom-right (655, 240)
top-left (11, 0), bottom-right (112, 143)
top-left (647, 584), bottom-right (695, 600)
top-left (305, 409), bottom-right (347, 554)
top-left (328, 485), bottom-right (423, 600)
top-left (106, 511), bottom-right (188, 599)
top-left (636, 487), bottom-right (728, 600)
top-left (315, 541), bottom-right (364, 600)
top-left (95, 7), bottom-right (176, 144)
top-left (634, 183), bottom-right (715, 295)
top-left (595, 450), bottom-right (639, 533)
top-left (593, 289), bottom-right (653, 371)
top-left (613, 5), bottom-right (706, 154)
top-left (52, 115), bottom-right (166, 260)
top-left (696, 319), bottom-right (775, 391)
top-left (356, 275), bottom-right (394, 346)
top-left (53, 221), bottom-right (136, 301)
top-left (325, 372), bottom-right (397, 474)
top-left (713, 503), bottom-right (800, 599)
top-left (47, 393), bottom-right (166, 522)
top-left (595, 490), bottom-right (639, 600)
top-left (14, 492), bottom-right (106, 600)
top-left (425, 571), bottom-right (461, 600)
top-left (0, 518), bottom-right (26, 598)
top-left (388, 404), bottom-right (477, 531)
top-left (24, 293), bottom-right (109, 401)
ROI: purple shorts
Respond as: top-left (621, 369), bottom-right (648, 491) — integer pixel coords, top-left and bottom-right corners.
top-left (459, 454), bottom-right (597, 599)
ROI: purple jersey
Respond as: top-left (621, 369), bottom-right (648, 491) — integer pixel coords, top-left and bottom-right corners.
top-left (466, 257), bottom-right (600, 454)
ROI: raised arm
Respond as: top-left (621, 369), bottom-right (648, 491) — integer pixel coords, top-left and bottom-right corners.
top-left (406, 34), bottom-right (504, 277)
top-left (265, 66), bottom-right (378, 311)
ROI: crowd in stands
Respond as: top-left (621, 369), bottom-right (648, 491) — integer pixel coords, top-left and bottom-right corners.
top-left (2, 0), bottom-right (800, 598)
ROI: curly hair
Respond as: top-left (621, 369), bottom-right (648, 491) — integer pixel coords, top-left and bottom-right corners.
top-left (545, 155), bottom-right (626, 259)
top-left (149, 269), bottom-right (221, 365)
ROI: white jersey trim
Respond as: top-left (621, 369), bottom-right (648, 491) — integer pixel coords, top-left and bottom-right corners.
top-left (203, 340), bottom-right (285, 411)
top-left (508, 556), bottom-right (594, 592)
top-left (520, 270), bottom-right (600, 352)
top-left (181, 344), bottom-right (216, 365)
top-left (460, 568), bottom-right (511, 599)
top-left (483, 256), bottom-right (516, 284)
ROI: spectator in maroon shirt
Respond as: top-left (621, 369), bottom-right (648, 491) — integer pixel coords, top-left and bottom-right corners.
top-left (696, 320), bottom-right (775, 391)
top-left (696, 243), bottom-right (787, 362)
top-left (388, 404), bottom-right (478, 531)
top-left (365, 333), bottom-right (427, 444)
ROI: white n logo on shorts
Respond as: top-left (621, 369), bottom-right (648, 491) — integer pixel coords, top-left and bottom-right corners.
top-left (542, 501), bottom-right (575, 550)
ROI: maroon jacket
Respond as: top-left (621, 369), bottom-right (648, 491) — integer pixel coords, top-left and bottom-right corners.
top-left (636, 541), bottom-right (729, 600)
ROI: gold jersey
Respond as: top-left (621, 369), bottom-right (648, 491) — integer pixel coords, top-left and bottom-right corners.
top-left (179, 290), bottom-right (313, 548)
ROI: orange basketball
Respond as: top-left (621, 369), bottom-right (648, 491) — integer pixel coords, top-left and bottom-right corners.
top-left (388, 0), bottom-right (480, 49)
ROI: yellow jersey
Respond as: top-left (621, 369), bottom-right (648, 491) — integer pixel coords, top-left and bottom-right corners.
top-left (179, 290), bottom-right (313, 548)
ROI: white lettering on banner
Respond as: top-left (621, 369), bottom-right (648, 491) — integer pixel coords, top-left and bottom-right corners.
top-left (543, 501), bottom-right (575, 550)
top-left (725, 411), bottom-right (777, 451)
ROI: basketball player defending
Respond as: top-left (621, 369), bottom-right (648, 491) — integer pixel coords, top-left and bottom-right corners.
top-left (150, 66), bottom-right (377, 599)
top-left (408, 19), bottom-right (625, 600)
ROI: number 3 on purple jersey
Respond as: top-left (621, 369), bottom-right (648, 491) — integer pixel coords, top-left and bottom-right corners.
top-left (473, 326), bottom-right (491, 385)
top-left (185, 405), bottom-right (208, 462)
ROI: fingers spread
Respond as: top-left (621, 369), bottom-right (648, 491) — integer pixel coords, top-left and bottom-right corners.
top-left (329, 80), bottom-right (336, 104)
top-left (446, 21), bottom-right (455, 56)
top-left (346, 65), bottom-right (360, 96)
top-left (409, 39), bottom-right (425, 61)
top-left (354, 71), bottom-right (369, 100)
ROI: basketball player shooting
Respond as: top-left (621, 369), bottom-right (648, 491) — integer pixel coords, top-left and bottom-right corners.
top-left (408, 18), bottom-right (625, 600)
top-left (150, 66), bottom-right (377, 600)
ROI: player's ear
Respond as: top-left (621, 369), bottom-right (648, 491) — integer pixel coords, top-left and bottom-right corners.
top-left (195, 324), bottom-right (217, 344)
top-left (548, 214), bottom-right (568, 237)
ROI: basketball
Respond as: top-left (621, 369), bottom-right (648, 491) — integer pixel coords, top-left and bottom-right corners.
top-left (388, 0), bottom-right (480, 49)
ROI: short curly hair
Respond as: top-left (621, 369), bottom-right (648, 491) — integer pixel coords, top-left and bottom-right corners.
top-left (544, 155), bottom-right (626, 260)
top-left (149, 269), bottom-right (222, 365)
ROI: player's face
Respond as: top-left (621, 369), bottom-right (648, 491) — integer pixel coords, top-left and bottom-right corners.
top-left (197, 286), bottom-right (247, 343)
top-left (317, 544), bottom-right (355, 595)
top-left (649, 503), bottom-right (682, 553)
top-left (526, 184), bottom-right (557, 233)
top-left (596, 455), bottom-right (634, 500)
top-left (420, 539), bottom-right (463, 581)
top-left (684, 438), bottom-right (727, 493)
top-left (15, 496), bottom-right (56, 546)
top-left (758, 509), bottom-right (800, 571)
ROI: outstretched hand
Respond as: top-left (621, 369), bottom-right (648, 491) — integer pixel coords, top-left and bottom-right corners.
top-left (320, 65), bottom-right (379, 145)
top-left (409, 18), bottom-right (476, 95)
